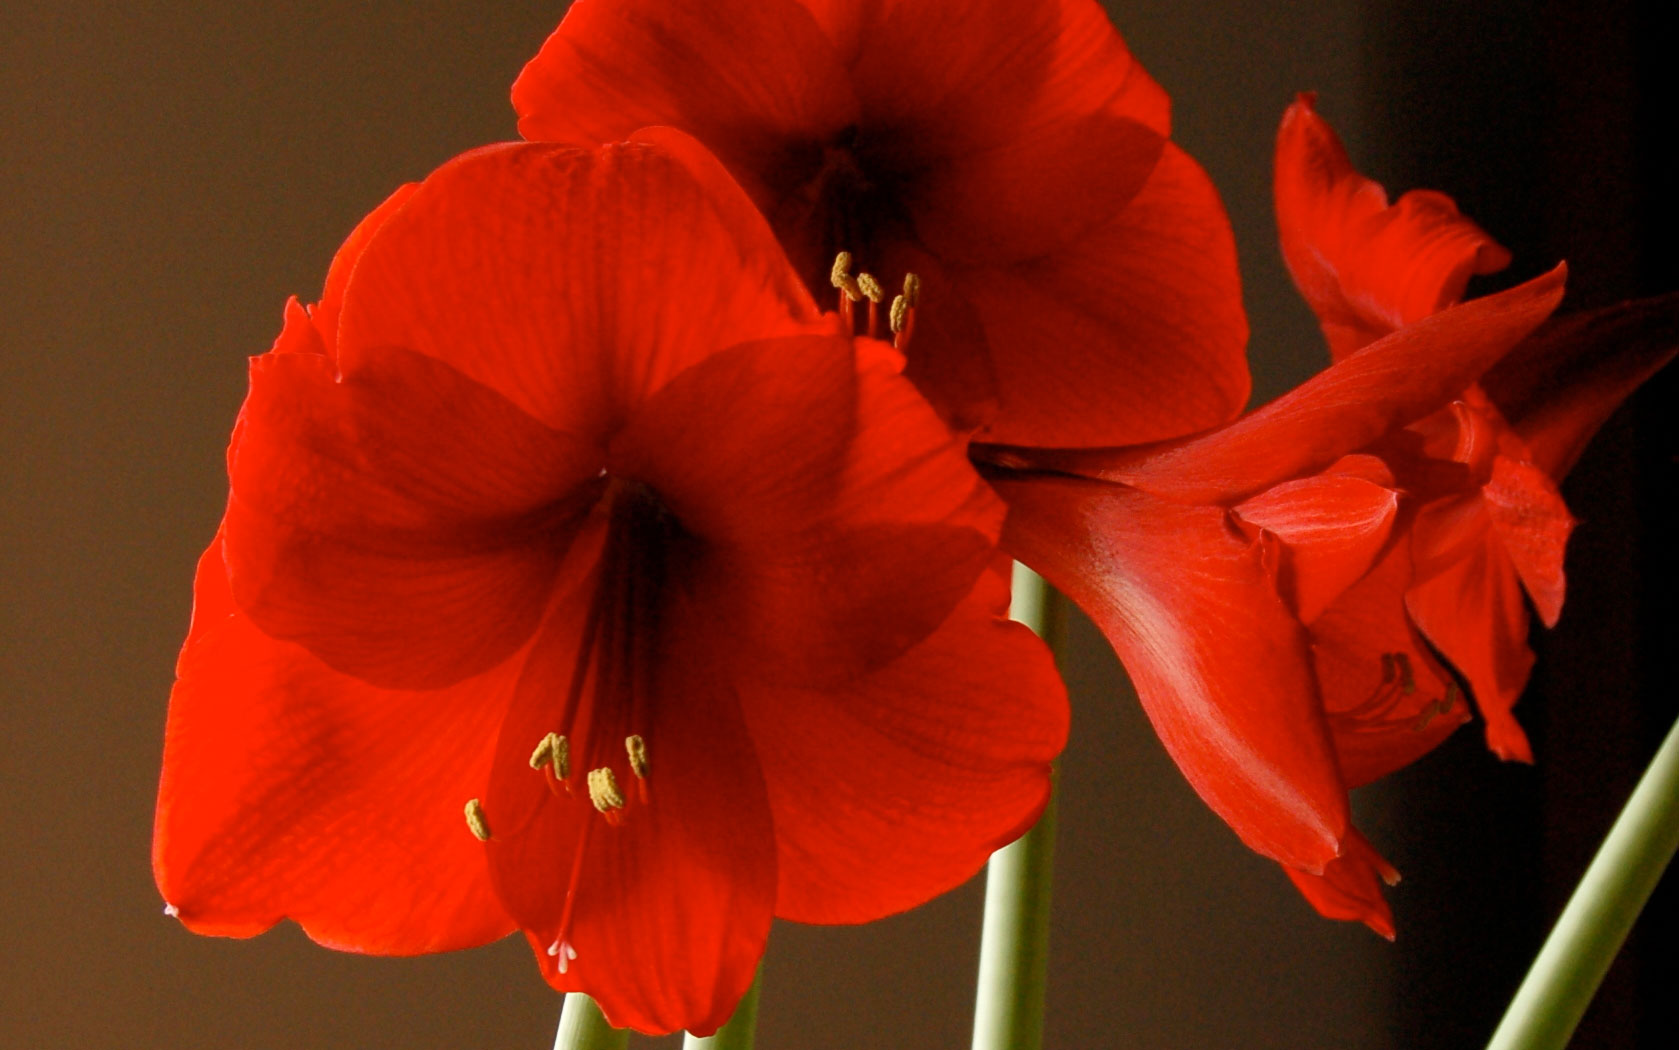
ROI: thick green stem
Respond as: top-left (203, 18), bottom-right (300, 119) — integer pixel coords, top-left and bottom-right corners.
top-left (552, 994), bottom-right (628, 1050)
top-left (683, 969), bottom-right (762, 1050)
top-left (970, 564), bottom-right (1058, 1050)
top-left (1486, 714), bottom-right (1679, 1050)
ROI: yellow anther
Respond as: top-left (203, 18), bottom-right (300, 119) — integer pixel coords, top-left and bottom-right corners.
top-left (856, 272), bottom-right (884, 303)
top-left (464, 798), bottom-right (491, 841)
top-left (889, 294), bottom-right (910, 334)
top-left (529, 732), bottom-right (570, 779)
top-left (625, 735), bottom-right (648, 779)
top-left (902, 272), bottom-right (922, 307)
top-left (586, 767), bottom-right (625, 813)
top-left (830, 251), bottom-right (862, 301)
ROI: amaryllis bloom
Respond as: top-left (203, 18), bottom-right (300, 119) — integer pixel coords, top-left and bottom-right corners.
top-left (1277, 93), bottom-right (1584, 764)
top-left (153, 135), bottom-right (1066, 1035)
top-left (989, 97), bottom-right (1676, 936)
top-left (511, 0), bottom-right (1249, 448)
top-left (990, 267), bottom-right (1568, 936)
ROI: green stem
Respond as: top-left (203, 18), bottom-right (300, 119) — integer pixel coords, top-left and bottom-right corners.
top-left (683, 969), bottom-right (762, 1050)
top-left (552, 994), bottom-right (628, 1050)
top-left (970, 564), bottom-right (1058, 1050)
top-left (1486, 714), bottom-right (1679, 1050)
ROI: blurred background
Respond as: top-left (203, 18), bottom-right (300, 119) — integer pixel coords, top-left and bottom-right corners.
top-left (3, 1), bottom-right (1674, 1047)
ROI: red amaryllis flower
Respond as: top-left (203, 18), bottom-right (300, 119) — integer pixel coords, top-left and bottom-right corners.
top-left (153, 136), bottom-right (1067, 1035)
top-left (989, 267), bottom-right (1568, 936)
top-left (1277, 93), bottom-right (1584, 764)
top-left (511, 0), bottom-right (1249, 447)
top-left (990, 96), bottom-right (1676, 936)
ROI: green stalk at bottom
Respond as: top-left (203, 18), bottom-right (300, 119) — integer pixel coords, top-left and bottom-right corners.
top-left (553, 994), bottom-right (628, 1050)
top-left (1486, 713), bottom-right (1679, 1050)
top-left (683, 969), bottom-right (763, 1050)
top-left (971, 782), bottom-right (1058, 1050)
top-left (970, 564), bottom-right (1058, 1050)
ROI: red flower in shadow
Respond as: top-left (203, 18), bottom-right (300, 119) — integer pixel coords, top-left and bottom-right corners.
top-left (511, 0), bottom-right (1249, 447)
top-left (153, 137), bottom-right (1066, 1035)
top-left (988, 98), bottom-right (1676, 935)
top-left (991, 266), bottom-right (1568, 936)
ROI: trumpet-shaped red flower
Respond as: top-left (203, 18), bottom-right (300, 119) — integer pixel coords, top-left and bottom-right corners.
top-left (153, 136), bottom-right (1067, 1035)
top-left (990, 267), bottom-right (1569, 936)
top-left (511, 0), bottom-right (1249, 447)
top-left (1276, 93), bottom-right (1581, 764)
top-left (992, 94), bottom-right (1677, 937)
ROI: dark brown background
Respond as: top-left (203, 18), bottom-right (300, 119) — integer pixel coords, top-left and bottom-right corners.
top-left (3, 1), bottom-right (1673, 1047)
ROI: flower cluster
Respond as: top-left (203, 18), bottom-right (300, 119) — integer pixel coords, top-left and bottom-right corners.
top-left (153, 0), bottom-right (1675, 1036)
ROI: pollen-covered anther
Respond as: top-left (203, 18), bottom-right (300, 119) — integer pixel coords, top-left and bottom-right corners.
top-left (625, 734), bottom-right (648, 779)
top-left (889, 295), bottom-right (910, 334)
top-left (830, 251), bottom-right (863, 301)
top-left (529, 731), bottom-right (570, 779)
top-left (587, 767), bottom-right (626, 818)
top-left (463, 798), bottom-right (491, 841)
top-left (901, 272), bottom-right (922, 307)
top-left (856, 272), bottom-right (884, 303)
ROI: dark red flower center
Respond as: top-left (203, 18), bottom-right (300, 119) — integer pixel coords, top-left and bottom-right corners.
top-left (774, 126), bottom-right (915, 301)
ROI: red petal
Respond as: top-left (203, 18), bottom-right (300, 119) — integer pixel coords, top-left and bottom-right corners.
top-left (1479, 291), bottom-right (1679, 477)
top-left (1483, 455), bottom-right (1573, 627)
top-left (909, 115), bottom-right (1166, 264)
top-left (996, 474), bottom-right (1347, 871)
top-left (484, 595), bottom-right (776, 1036)
top-left (741, 569), bottom-right (1066, 923)
top-left (335, 142), bottom-right (824, 438)
top-left (1281, 829), bottom-right (1400, 938)
top-left (1405, 496), bottom-right (1536, 762)
top-left (154, 536), bottom-right (516, 953)
top-left (1038, 266), bottom-right (1566, 503)
top-left (964, 143), bottom-right (1250, 448)
top-left (513, 0), bottom-right (857, 208)
top-left (224, 346), bottom-right (599, 688)
top-left (265, 296), bottom-right (327, 359)
top-left (1309, 543), bottom-right (1469, 787)
top-left (1275, 94), bottom-right (1509, 360)
top-left (824, 0), bottom-right (1168, 154)
top-left (612, 335), bottom-right (1003, 685)
top-left (1234, 467), bottom-right (1400, 624)
top-left (310, 182), bottom-right (419, 359)
top-left (872, 238), bottom-right (1001, 434)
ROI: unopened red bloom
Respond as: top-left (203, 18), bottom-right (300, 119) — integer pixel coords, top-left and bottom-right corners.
top-left (153, 137), bottom-right (1066, 1034)
top-left (511, 0), bottom-right (1249, 447)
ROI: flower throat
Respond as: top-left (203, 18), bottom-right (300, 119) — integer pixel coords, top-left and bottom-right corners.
top-left (465, 479), bottom-right (683, 973)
